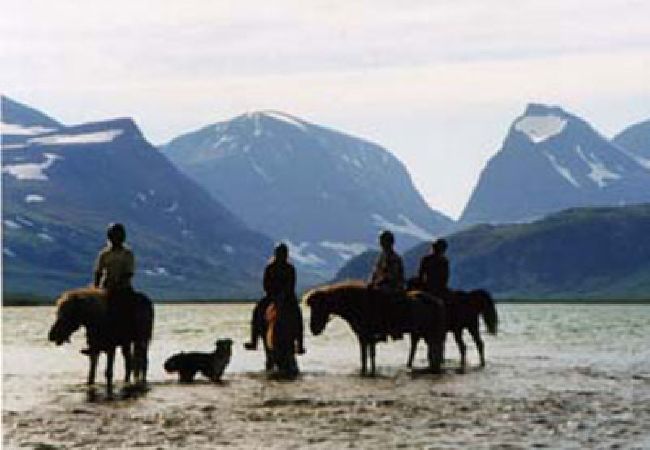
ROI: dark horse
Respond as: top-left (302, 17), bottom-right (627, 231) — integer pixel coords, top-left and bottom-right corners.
top-left (407, 289), bottom-right (498, 373)
top-left (48, 287), bottom-right (154, 395)
top-left (304, 281), bottom-right (446, 376)
top-left (256, 300), bottom-right (299, 379)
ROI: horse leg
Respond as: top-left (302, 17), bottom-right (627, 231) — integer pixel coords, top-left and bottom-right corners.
top-left (122, 344), bottom-right (132, 383)
top-left (359, 337), bottom-right (367, 376)
top-left (369, 342), bottom-right (376, 376)
top-left (407, 333), bottom-right (419, 368)
top-left (88, 353), bottom-right (98, 385)
top-left (469, 325), bottom-right (485, 368)
top-left (453, 329), bottom-right (467, 374)
top-left (105, 347), bottom-right (116, 396)
top-left (134, 341), bottom-right (148, 386)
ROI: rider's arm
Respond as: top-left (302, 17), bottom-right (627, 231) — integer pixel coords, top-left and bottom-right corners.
top-left (93, 252), bottom-right (104, 288)
top-left (289, 265), bottom-right (296, 294)
top-left (124, 251), bottom-right (135, 284)
top-left (418, 258), bottom-right (427, 285)
top-left (262, 265), bottom-right (272, 295)
top-left (369, 254), bottom-right (384, 285)
top-left (397, 257), bottom-right (405, 288)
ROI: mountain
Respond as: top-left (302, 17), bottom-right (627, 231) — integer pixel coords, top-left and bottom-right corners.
top-left (613, 119), bottom-right (650, 170)
top-left (2, 96), bottom-right (273, 299)
top-left (334, 204), bottom-right (650, 299)
top-left (460, 104), bottom-right (650, 226)
top-left (161, 111), bottom-right (453, 277)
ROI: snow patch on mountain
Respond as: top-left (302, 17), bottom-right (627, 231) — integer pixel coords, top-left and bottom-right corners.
top-left (372, 214), bottom-right (434, 241)
top-left (261, 111), bottom-right (307, 131)
top-left (250, 159), bottom-right (272, 182)
top-left (515, 115), bottom-right (567, 144)
top-left (544, 152), bottom-right (580, 187)
top-left (1, 122), bottom-right (56, 136)
top-left (628, 153), bottom-right (650, 170)
top-left (25, 194), bottom-right (45, 203)
top-left (144, 267), bottom-right (170, 277)
top-left (222, 244), bottom-right (235, 254)
top-left (16, 216), bottom-right (34, 227)
top-left (2, 144), bottom-right (27, 150)
top-left (3, 247), bottom-right (16, 257)
top-left (37, 232), bottom-right (54, 242)
top-left (285, 241), bottom-right (326, 266)
top-left (3, 219), bottom-right (21, 229)
top-left (27, 129), bottom-right (123, 145)
top-left (319, 241), bottom-right (367, 260)
top-left (575, 145), bottom-right (621, 187)
top-left (2, 153), bottom-right (61, 181)
top-left (164, 201), bottom-right (179, 213)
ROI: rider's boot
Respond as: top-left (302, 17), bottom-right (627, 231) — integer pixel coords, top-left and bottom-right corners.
top-left (243, 330), bottom-right (258, 350)
top-left (295, 339), bottom-right (306, 355)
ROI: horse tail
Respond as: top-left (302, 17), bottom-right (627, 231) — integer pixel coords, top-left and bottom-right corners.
top-left (475, 289), bottom-right (498, 335)
top-left (135, 292), bottom-right (155, 343)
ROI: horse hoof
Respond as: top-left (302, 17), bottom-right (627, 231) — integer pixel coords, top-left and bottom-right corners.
top-left (456, 368), bottom-right (466, 375)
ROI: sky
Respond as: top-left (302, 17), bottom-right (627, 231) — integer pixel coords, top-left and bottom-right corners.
top-left (2, 0), bottom-right (649, 219)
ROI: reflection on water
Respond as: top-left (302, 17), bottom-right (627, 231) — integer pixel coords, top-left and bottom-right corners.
top-left (3, 303), bottom-right (650, 411)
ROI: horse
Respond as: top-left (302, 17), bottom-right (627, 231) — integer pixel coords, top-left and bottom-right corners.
top-left (249, 297), bottom-right (300, 378)
top-left (304, 280), bottom-right (446, 376)
top-left (48, 287), bottom-right (154, 395)
top-left (406, 288), bottom-right (498, 373)
top-left (264, 300), bottom-right (299, 379)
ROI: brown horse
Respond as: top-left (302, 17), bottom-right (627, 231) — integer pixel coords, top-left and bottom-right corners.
top-left (304, 281), bottom-right (446, 376)
top-left (48, 287), bottom-right (154, 395)
top-left (262, 301), bottom-right (299, 379)
top-left (407, 289), bottom-right (498, 373)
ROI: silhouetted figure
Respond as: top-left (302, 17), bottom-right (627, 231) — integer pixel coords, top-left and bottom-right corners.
top-left (83, 223), bottom-right (136, 354)
top-left (418, 238), bottom-right (450, 299)
top-left (244, 243), bottom-right (305, 354)
top-left (369, 230), bottom-right (405, 340)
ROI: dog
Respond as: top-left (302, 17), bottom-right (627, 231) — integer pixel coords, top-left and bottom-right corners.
top-left (164, 338), bottom-right (233, 383)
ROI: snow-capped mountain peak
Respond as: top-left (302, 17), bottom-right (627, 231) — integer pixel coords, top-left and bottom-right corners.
top-left (514, 114), bottom-right (568, 144)
top-left (460, 104), bottom-right (650, 225)
top-left (162, 111), bottom-right (452, 278)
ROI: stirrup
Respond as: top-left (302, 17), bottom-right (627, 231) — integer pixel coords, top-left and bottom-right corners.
top-left (244, 342), bottom-right (257, 351)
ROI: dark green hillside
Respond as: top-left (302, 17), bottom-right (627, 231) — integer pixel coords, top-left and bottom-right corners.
top-left (334, 204), bottom-right (650, 299)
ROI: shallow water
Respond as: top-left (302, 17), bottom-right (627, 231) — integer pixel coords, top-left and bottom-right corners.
top-left (3, 303), bottom-right (650, 448)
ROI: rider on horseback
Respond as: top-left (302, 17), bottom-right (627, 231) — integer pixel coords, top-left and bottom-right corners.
top-left (244, 243), bottom-right (305, 354)
top-left (417, 238), bottom-right (450, 300)
top-left (369, 230), bottom-right (405, 340)
top-left (82, 223), bottom-right (135, 355)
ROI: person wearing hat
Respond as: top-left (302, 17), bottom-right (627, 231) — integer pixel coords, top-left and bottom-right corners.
top-left (418, 238), bottom-right (450, 299)
top-left (244, 243), bottom-right (305, 355)
top-left (82, 223), bottom-right (136, 355)
top-left (369, 230), bottom-right (405, 340)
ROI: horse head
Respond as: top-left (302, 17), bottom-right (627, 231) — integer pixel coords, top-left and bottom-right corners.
top-left (472, 289), bottom-right (498, 335)
top-left (303, 288), bottom-right (331, 335)
top-left (48, 288), bottom-right (105, 345)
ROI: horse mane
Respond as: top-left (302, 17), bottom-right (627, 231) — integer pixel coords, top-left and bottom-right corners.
top-left (56, 287), bottom-right (107, 308)
top-left (302, 279), bottom-right (367, 305)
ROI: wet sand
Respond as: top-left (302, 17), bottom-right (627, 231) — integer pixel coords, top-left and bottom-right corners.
top-left (3, 304), bottom-right (650, 449)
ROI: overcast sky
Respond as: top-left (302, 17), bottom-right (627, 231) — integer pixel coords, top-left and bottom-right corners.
top-left (2, 0), bottom-right (649, 218)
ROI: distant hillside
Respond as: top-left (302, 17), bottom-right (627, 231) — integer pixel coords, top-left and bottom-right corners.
top-left (161, 111), bottom-right (452, 278)
top-left (2, 96), bottom-right (274, 299)
top-left (614, 119), bottom-right (650, 170)
top-left (334, 204), bottom-right (650, 299)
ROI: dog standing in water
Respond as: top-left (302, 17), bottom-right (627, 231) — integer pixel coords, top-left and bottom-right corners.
top-left (164, 339), bottom-right (233, 383)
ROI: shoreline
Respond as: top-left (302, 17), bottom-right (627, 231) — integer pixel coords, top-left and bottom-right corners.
top-left (4, 297), bottom-right (650, 306)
